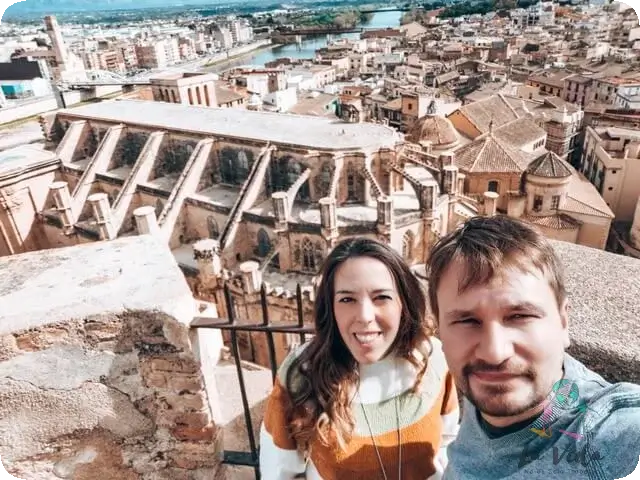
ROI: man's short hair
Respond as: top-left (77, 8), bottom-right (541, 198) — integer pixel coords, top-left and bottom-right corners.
top-left (425, 215), bottom-right (567, 320)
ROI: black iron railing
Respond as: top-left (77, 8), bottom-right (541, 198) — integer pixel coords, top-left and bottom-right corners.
top-left (191, 282), bottom-right (314, 480)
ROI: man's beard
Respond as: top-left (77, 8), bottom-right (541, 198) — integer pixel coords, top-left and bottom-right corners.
top-left (460, 360), bottom-right (544, 418)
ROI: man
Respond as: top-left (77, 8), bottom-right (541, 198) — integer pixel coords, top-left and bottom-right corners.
top-left (426, 215), bottom-right (640, 479)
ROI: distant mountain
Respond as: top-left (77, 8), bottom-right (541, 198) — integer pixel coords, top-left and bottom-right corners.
top-left (4, 0), bottom-right (250, 15)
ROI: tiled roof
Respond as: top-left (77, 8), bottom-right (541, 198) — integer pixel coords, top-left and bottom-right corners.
top-left (454, 94), bottom-right (519, 133)
top-left (406, 115), bottom-right (459, 147)
top-left (494, 117), bottom-right (546, 149)
top-left (526, 151), bottom-right (573, 178)
top-left (562, 170), bottom-right (614, 219)
top-left (453, 132), bottom-right (529, 173)
top-left (383, 98), bottom-right (402, 110)
top-left (523, 213), bottom-right (581, 230)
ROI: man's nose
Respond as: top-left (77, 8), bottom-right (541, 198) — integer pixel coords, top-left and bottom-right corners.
top-left (475, 322), bottom-right (515, 365)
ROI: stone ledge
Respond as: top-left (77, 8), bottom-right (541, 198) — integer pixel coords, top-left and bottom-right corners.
top-left (549, 240), bottom-right (640, 384)
top-left (0, 235), bottom-right (195, 335)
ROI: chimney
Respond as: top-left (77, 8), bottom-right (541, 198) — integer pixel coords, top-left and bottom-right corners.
top-left (193, 238), bottom-right (222, 278)
top-left (376, 196), bottom-right (393, 241)
top-left (439, 151), bottom-right (454, 168)
top-left (483, 191), bottom-right (500, 216)
top-left (319, 197), bottom-right (337, 230)
top-left (442, 165), bottom-right (459, 195)
top-left (271, 192), bottom-right (289, 231)
top-left (133, 205), bottom-right (159, 235)
top-left (49, 181), bottom-right (74, 230)
top-left (239, 260), bottom-right (262, 295)
top-left (420, 183), bottom-right (437, 214)
top-left (88, 193), bottom-right (117, 240)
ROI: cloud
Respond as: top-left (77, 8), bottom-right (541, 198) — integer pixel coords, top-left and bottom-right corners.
top-left (0, 456), bottom-right (24, 480)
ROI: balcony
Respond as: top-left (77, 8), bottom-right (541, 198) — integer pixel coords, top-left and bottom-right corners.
top-left (0, 235), bottom-right (638, 479)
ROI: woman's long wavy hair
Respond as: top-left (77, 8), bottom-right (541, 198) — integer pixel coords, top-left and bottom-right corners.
top-left (285, 237), bottom-right (434, 453)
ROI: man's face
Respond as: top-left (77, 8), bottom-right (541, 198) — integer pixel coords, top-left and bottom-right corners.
top-left (437, 260), bottom-right (569, 425)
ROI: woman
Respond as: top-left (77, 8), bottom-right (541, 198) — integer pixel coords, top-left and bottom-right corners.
top-left (259, 237), bottom-right (459, 479)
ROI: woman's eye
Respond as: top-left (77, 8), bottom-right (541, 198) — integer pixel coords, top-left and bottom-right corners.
top-left (338, 297), bottom-right (354, 303)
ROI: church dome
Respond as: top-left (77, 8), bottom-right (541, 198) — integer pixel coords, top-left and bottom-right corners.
top-left (406, 114), bottom-right (459, 149)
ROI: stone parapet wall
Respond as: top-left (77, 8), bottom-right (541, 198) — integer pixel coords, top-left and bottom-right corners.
top-left (0, 236), bottom-right (225, 480)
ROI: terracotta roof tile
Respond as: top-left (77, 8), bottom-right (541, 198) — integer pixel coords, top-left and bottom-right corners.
top-left (494, 117), bottom-right (546, 148)
top-left (526, 151), bottom-right (573, 178)
top-left (453, 132), bottom-right (529, 173)
top-left (523, 213), bottom-right (582, 230)
top-left (563, 170), bottom-right (614, 219)
top-left (406, 115), bottom-right (459, 147)
top-left (455, 94), bottom-right (519, 133)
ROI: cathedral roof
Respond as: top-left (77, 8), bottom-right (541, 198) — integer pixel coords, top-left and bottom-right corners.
top-left (526, 151), bottom-right (573, 178)
top-left (453, 131), bottom-right (529, 173)
top-left (406, 114), bottom-right (458, 148)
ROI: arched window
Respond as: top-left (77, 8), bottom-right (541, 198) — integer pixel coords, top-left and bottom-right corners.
top-left (155, 199), bottom-right (164, 219)
top-left (196, 86), bottom-right (202, 105)
top-left (319, 162), bottom-right (332, 197)
top-left (207, 216), bottom-right (219, 238)
top-left (402, 230), bottom-right (414, 260)
top-left (188, 88), bottom-right (193, 105)
top-left (302, 238), bottom-right (315, 271)
top-left (257, 229), bottom-right (271, 257)
top-left (347, 163), bottom-right (361, 202)
top-left (269, 157), bottom-right (290, 193)
top-left (171, 90), bottom-right (177, 103)
top-left (220, 148), bottom-right (235, 184)
top-left (108, 189), bottom-right (119, 205)
top-left (204, 84), bottom-right (210, 106)
top-left (287, 162), bottom-right (301, 186)
top-left (488, 180), bottom-right (499, 193)
top-left (236, 150), bottom-right (249, 181)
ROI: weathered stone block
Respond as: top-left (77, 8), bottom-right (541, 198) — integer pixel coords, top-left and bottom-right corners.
top-left (163, 393), bottom-right (205, 412)
top-left (0, 237), bottom-right (224, 478)
top-left (0, 335), bottom-right (19, 362)
top-left (170, 423), bottom-right (217, 442)
top-left (168, 375), bottom-right (204, 394)
top-left (144, 372), bottom-right (168, 389)
top-left (150, 358), bottom-right (199, 374)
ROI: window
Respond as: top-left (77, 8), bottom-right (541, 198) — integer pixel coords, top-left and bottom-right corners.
top-left (488, 180), bottom-right (499, 193)
top-left (208, 216), bottom-right (219, 238)
top-left (533, 195), bottom-right (543, 212)
top-left (257, 228), bottom-right (271, 257)
top-left (346, 163), bottom-right (363, 202)
top-left (155, 199), bottom-right (164, 219)
top-left (302, 238), bottom-right (316, 271)
top-left (551, 195), bottom-right (560, 210)
top-left (187, 88), bottom-right (193, 105)
top-left (402, 231), bottom-right (414, 260)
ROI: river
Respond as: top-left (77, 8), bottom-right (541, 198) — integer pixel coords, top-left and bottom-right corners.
top-left (206, 9), bottom-right (403, 73)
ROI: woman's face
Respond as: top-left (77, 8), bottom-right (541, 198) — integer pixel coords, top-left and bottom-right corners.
top-left (332, 257), bottom-right (403, 364)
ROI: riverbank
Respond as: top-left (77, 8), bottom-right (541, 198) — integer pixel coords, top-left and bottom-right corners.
top-left (202, 39), bottom-right (272, 68)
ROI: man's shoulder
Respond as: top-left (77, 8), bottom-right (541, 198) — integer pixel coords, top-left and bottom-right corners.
top-left (581, 384), bottom-right (640, 479)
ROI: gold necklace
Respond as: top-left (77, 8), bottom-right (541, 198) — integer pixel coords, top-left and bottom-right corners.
top-left (359, 393), bottom-right (402, 480)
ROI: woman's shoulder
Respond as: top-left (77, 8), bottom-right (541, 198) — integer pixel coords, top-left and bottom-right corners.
top-left (275, 341), bottom-right (311, 388)
top-left (415, 336), bottom-right (450, 397)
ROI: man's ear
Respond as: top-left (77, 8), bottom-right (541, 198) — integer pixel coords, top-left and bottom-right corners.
top-left (560, 298), bottom-right (570, 349)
